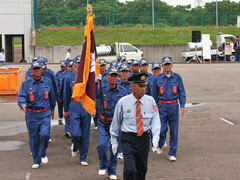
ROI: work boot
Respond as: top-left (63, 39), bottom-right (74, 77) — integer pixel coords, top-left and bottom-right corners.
top-left (65, 132), bottom-right (71, 138)
top-left (58, 119), bottom-right (63, 125)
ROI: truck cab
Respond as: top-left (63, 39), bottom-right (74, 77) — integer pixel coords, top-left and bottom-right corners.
top-left (96, 42), bottom-right (143, 63)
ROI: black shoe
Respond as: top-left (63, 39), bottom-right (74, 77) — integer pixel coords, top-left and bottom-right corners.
top-left (58, 119), bottom-right (63, 125)
top-left (65, 132), bottom-right (71, 138)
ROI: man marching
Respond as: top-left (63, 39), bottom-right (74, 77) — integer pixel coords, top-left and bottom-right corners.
top-left (17, 60), bottom-right (55, 169)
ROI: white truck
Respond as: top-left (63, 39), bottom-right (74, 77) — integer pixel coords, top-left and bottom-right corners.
top-left (181, 33), bottom-right (237, 62)
top-left (96, 42), bottom-right (144, 63)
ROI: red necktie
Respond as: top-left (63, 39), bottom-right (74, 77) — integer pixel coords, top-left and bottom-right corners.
top-left (136, 100), bottom-right (144, 136)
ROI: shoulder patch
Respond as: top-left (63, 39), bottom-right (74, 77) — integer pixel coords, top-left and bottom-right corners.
top-left (72, 81), bottom-right (75, 83)
top-left (153, 105), bottom-right (158, 112)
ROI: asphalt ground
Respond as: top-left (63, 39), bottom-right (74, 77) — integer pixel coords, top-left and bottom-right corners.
top-left (0, 63), bottom-right (240, 180)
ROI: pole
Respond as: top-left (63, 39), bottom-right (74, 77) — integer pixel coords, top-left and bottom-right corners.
top-left (152, 0), bottom-right (155, 28)
top-left (87, 0), bottom-right (89, 5)
top-left (112, 0), bottom-right (115, 28)
top-left (216, 0), bottom-right (218, 28)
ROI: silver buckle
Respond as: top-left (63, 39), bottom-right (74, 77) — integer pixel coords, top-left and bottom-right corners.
top-left (167, 101), bottom-right (171, 104)
top-left (37, 110), bottom-right (41, 113)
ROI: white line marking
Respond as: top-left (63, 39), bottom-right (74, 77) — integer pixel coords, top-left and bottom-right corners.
top-left (26, 173), bottom-right (31, 180)
top-left (220, 118), bottom-right (235, 125)
top-left (0, 102), bottom-right (17, 105)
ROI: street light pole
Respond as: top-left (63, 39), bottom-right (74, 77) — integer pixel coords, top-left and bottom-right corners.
top-left (152, 0), bottom-right (155, 28)
top-left (216, 0), bottom-right (218, 28)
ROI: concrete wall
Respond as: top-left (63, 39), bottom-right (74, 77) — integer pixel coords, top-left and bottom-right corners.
top-left (0, 0), bottom-right (32, 62)
top-left (35, 45), bottom-right (83, 63)
top-left (135, 44), bottom-right (188, 63)
top-left (33, 44), bottom-right (187, 63)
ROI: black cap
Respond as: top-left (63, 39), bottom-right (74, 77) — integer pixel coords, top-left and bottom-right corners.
top-left (128, 73), bottom-right (148, 85)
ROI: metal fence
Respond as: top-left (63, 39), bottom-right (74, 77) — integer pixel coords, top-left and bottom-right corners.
top-left (34, 12), bottom-right (240, 29)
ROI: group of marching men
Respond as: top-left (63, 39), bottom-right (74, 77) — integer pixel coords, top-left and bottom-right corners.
top-left (17, 55), bottom-right (186, 180)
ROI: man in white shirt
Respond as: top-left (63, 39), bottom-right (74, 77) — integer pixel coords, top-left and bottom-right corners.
top-left (65, 48), bottom-right (71, 60)
top-left (0, 49), bottom-right (5, 63)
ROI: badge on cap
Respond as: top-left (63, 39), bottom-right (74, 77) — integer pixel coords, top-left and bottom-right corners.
top-left (154, 105), bottom-right (158, 112)
top-left (72, 81), bottom-right (75, 83)
top-left (165, 57), bottom-right (169, 62)
top-left (29, 88), bottom-right (32, 90)
top-left (122, 64), bottom-right (127, 68)
top-left (140, 75), bottom-right (145, 81)
top-left (127, 109), bottom-right (131, 113)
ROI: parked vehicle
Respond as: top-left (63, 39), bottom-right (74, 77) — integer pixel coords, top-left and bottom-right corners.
top-left (96, 42), bottom-right (144, 63)
top-left (181, 33), bottom-right (237, 62)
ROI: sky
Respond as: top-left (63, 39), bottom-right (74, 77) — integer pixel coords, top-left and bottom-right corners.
top-left (118, 0), bottom-right (240, 8)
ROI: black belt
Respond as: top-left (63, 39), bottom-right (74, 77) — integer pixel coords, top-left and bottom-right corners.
top-left (122, 130), bottom-right (150, 136)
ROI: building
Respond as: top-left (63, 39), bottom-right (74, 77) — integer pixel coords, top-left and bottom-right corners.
top-left (0, 0), bottom-right (32, 62)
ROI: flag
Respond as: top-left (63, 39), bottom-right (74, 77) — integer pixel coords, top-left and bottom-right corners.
top-left (71, 12), bottom-right (97, 115)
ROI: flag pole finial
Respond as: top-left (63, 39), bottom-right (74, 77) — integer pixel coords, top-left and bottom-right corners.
top-left (86, 4), bottom-right (93, 13)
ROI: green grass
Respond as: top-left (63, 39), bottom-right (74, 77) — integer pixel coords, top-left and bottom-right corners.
top-left (36, 26), bottom-right (240, 46)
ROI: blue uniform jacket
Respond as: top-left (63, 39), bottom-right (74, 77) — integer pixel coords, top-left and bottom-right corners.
top-left (43, 69), bottom-right (57, 99)
top-left (146, 75), bottom-right (154, 96)
top-left (17, 76), bottom-right (56, 111)
top-left (59, 70), bottom-right (69, 99)
top-left (55, 70), bottom-right (66, 97)
top-left (96, 84), bottom-right (127, 119)
top-left (117, 80), bottom-right (132, 94)
top-left (25, 68), bottom-right (32, 79)
top-left (152, 72), bottom-right (186, 108)
top-left (63, 71), bottom-right (77, 112)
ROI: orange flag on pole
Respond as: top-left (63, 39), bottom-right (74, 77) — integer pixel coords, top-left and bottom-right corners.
top-left (71, 11), bottom-right (97, 115)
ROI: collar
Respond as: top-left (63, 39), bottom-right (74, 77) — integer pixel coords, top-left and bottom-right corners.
top-left (130, 93), bottom-right (144, 105)
top-left (120, 80), bottom-right (130, 85)
top-left (31, 76), bottom-right (44, 84)
top-left (106, 84), bottom-right (119, 92)
top-left (163, 71), bottom-right (175, 78)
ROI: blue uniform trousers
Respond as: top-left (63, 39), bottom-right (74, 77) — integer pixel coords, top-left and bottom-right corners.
top-left (121, 131), bottom-right (150, 180)
top-left (26, 110), bottom-right (50, 164)
top-left (235, 52), bottom-right (240, 61)
top-left (70, 102), bottom-right (91, 162)
top-left (118, 131), bottom-right (123, 153)
top-left (93, 111), bottom-right (99, 128)
top-left (64, 115), bottom-right (71, 133)
top-left (97, 120), bottom-right (118, 176)
top-left (158, 103), bottom-right (179, 157)
top-left (57, 101), bottom-right (63, 119)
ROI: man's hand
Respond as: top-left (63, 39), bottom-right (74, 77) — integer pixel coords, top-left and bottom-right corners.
top-left (152, 141), bottom-right (158, 153)
top-left (112, 144), bottom-right (118, 156)
top-left (64, 112), bottom-right (69, 119)
top-left (51, 111), bottom-right (54, 119)
top-left (95, 74), bottom-right (102, 82)
top-left (20, 104), bottom-right (26, 113)
top-left (181, 108), bottom-right (185, 117)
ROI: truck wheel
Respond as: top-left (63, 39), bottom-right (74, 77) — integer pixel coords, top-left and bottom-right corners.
top-left (230, 55), bottom-right (235, 62)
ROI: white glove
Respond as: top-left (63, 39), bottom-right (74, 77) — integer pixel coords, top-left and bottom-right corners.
top-left (152, 141), bottom-right (158, 153)
top-left (112, 144), bottom-right (118, 156)
top-left (95, 74), bottom-right (102, 82)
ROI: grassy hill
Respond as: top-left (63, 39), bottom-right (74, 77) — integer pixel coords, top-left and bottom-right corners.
top-left (36, 26), bottom-right (240, 46)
